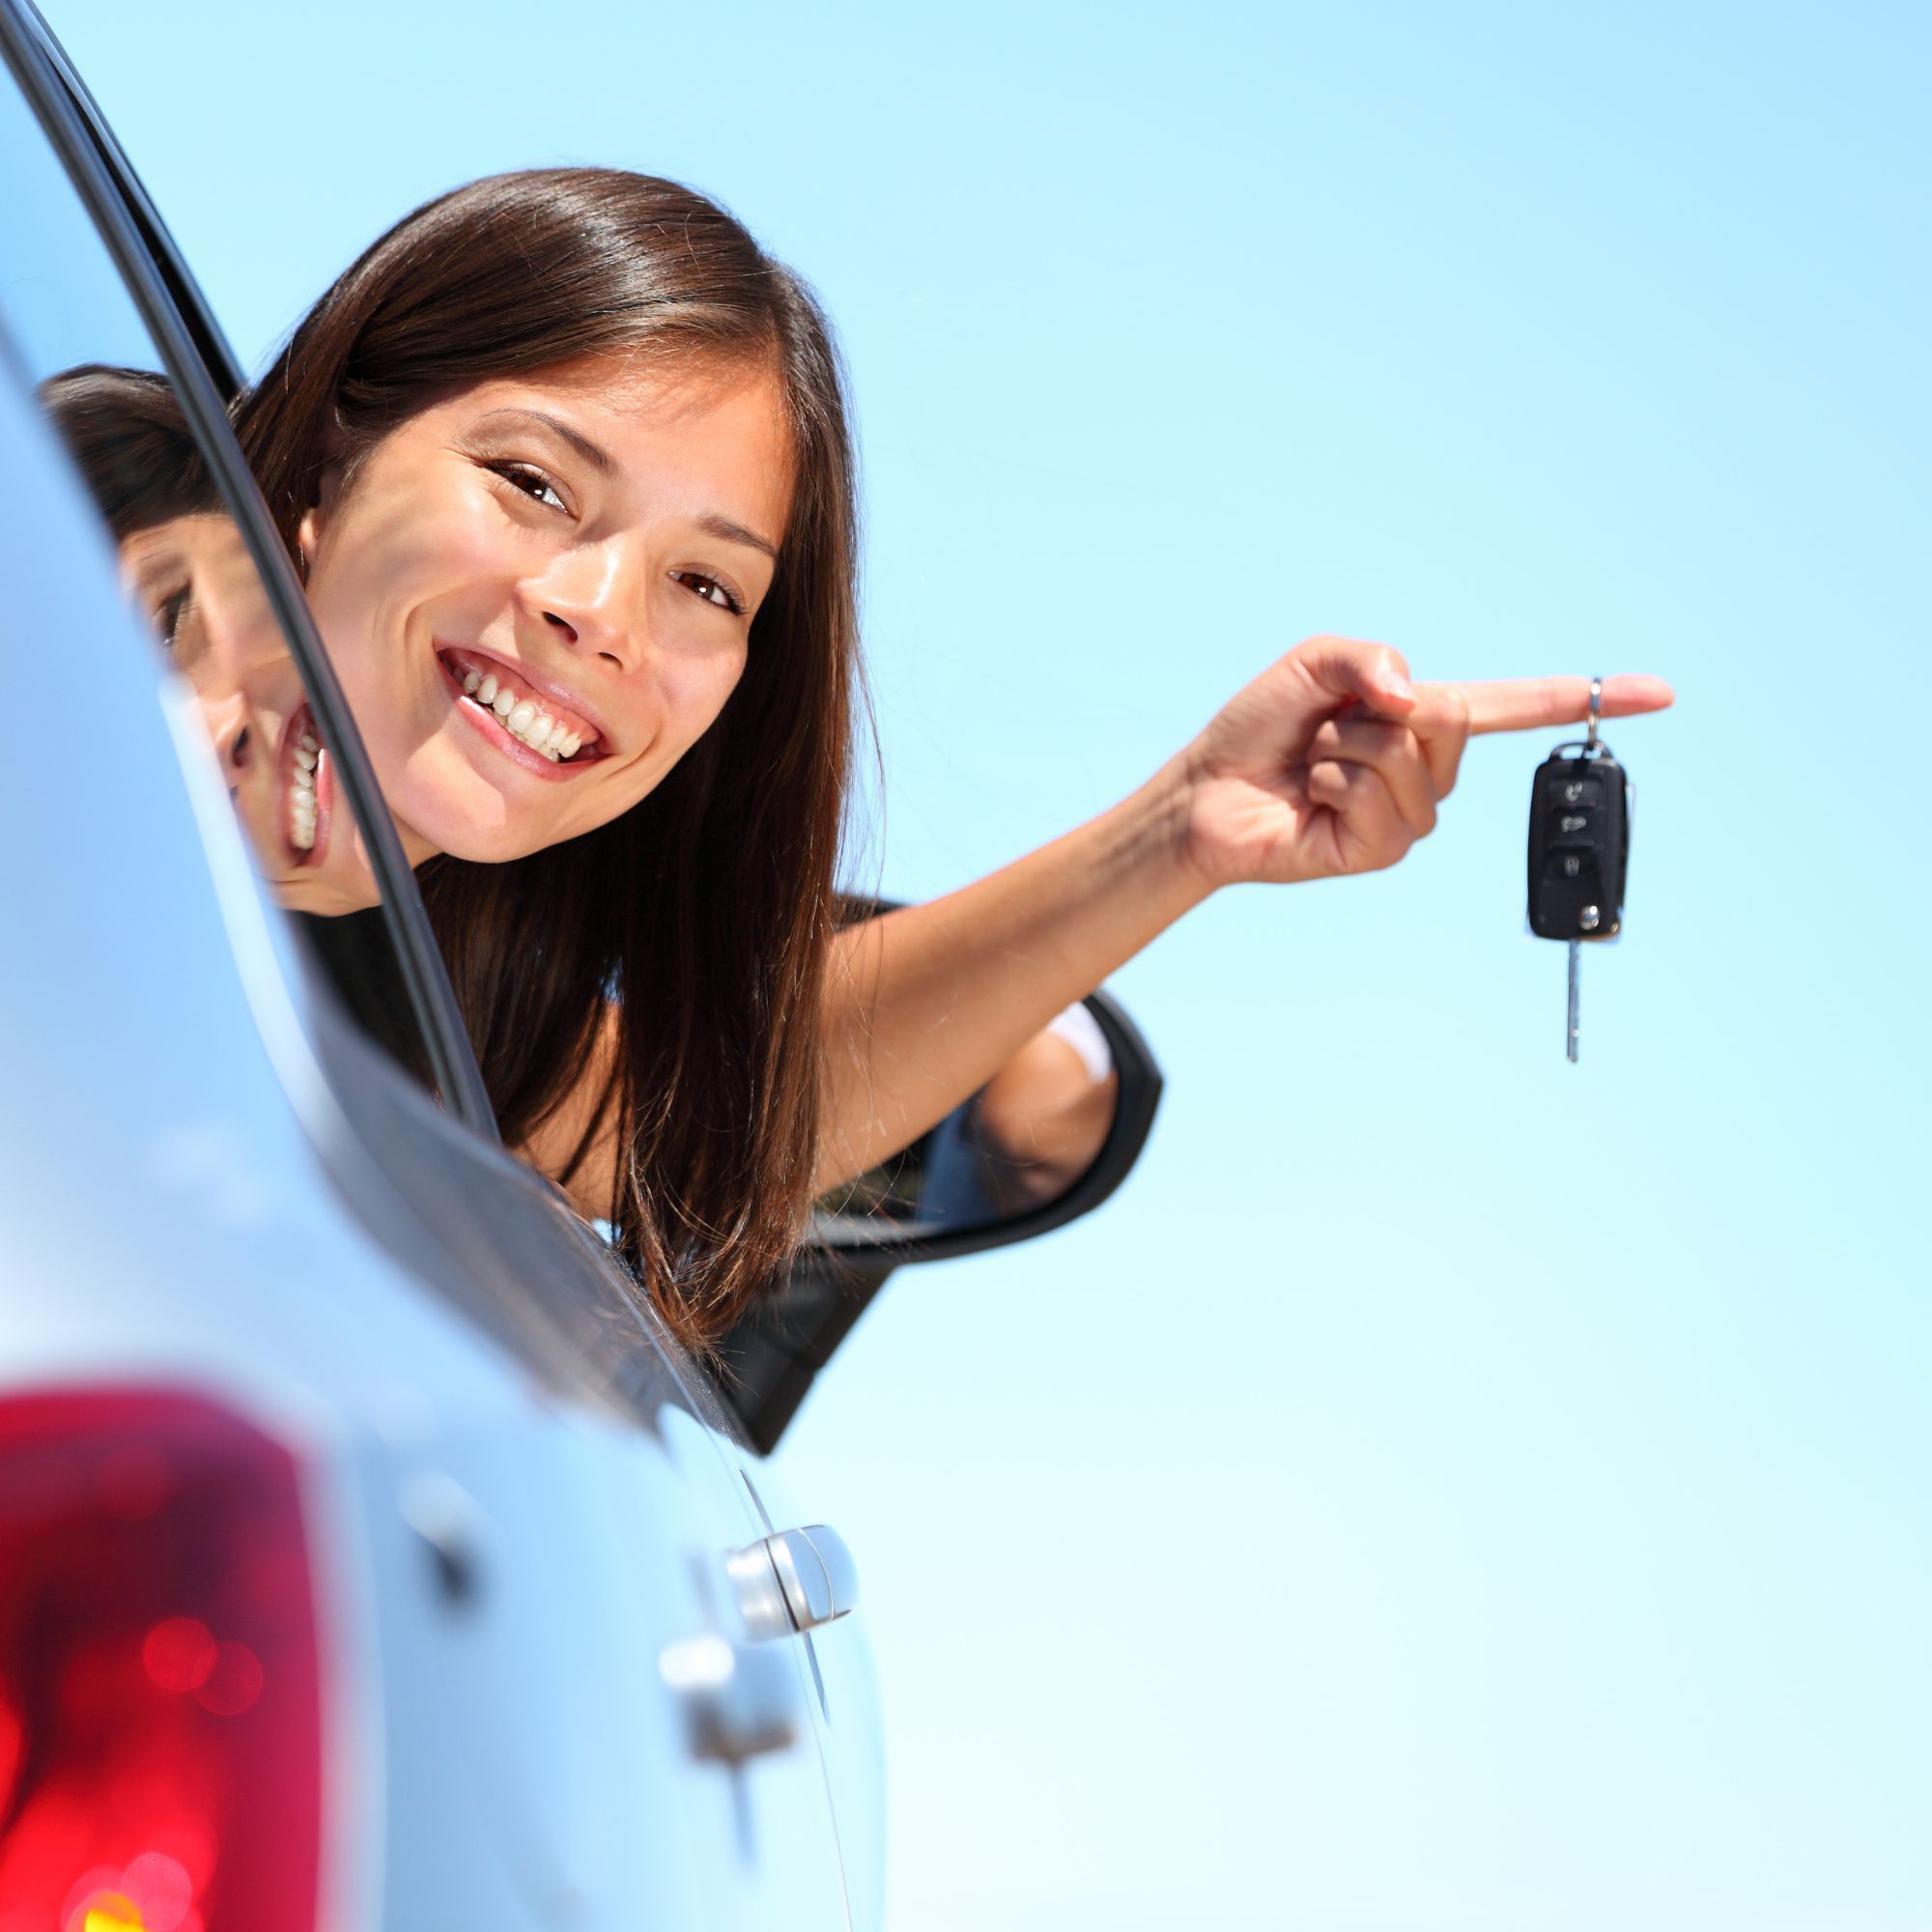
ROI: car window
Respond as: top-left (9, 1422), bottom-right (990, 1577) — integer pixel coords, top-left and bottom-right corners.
top-left (0, 27), bottom-right (759, 1446)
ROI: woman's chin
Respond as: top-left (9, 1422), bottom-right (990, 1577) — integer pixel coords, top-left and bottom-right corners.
top-left (404, 805), bottom-right (545, 868)
top-left (272, 874), bottom-right (384, 917)
top-left (401, 761), bottom-right (639, 867)
top-left (385, 747), bottom-right (569, 867)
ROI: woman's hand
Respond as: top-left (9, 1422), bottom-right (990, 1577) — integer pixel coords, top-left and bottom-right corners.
top-left (1171, 635), bottom-right (1675, 891)
top-left (815, 635), bottom-right (1673, 1195)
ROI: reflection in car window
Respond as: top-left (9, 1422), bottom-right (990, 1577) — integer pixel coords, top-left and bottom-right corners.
top-left (0, 71), bottom-right (437, 1095)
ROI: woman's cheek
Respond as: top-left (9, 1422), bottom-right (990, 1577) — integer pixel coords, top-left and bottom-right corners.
top-left (687, 640), bottom-right (751, 745)
top-left (324, 478), bottom-right (508, 619)
top-left (367, 504), bottom-right (505, 633)
top-left (430, 492), bottom-right (526, 582)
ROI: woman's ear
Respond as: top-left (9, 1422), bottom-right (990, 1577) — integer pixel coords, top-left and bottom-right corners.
top-left (296, 465), bottom-right (346, 576)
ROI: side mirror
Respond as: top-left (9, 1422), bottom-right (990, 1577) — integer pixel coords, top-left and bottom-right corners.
top-left (714, 986), bottom-right (1162, 1452)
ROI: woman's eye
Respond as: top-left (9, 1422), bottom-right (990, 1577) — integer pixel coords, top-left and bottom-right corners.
top-left (153, 586), bottom-right (191, 647)
top-left (671, 570), bottom-right (744, 615)
top-left (492, 462), bottom-right (567, 512)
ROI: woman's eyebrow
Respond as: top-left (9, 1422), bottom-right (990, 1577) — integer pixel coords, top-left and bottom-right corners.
top-left (123, 542), bottom-right (188, 597)
top-left (698, 512), bottom-right (779, 561)
top-left (473, 406), bottom-right (614, 472)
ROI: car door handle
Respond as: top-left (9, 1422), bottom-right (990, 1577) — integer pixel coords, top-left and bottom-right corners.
top-left (725, 1524), bottom-right (859, 1642)
top-left (659, 1633), bottom-right (799, 1766)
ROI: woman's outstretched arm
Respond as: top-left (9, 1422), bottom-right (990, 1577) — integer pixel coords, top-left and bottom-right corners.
top-left (812, 636), bottom-right (1672, 1194)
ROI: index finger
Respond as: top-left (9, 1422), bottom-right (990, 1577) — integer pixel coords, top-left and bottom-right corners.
top-left (1435, 673), bottom-right (1677, 737)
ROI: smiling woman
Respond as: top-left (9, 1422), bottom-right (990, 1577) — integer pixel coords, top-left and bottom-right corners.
top-left (235, 168), bottom-right (858, 1347)
top-left (203, 165), bottom-right (1671, 1356)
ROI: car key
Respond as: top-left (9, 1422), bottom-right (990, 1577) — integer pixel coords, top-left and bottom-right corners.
top-left (1526, 677), bottom-right (1631, 1062)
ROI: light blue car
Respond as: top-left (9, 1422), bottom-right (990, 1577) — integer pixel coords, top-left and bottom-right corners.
top-left (0, 6), bottom-right (1161, 1925)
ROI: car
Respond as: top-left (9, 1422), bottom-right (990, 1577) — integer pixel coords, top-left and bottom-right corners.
top-left (0, 5), bottom-right (1161, 1926)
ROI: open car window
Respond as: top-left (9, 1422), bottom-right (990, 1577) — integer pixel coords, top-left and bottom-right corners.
top-left (0, 7), bottom-right (764, 1450)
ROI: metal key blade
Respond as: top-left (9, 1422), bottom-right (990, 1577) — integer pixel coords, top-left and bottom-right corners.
top-left (1566, 939), bottom-right (1580, 1063)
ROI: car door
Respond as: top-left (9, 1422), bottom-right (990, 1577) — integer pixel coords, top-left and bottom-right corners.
top-left (0, 8), bottom-right (863, 1924)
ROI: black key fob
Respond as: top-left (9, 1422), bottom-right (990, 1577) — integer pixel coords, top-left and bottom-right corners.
top-left (1527, 746), bottom-right (1630, 940)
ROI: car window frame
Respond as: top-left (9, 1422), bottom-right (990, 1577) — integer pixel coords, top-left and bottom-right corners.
top-left (0, 0), bottom-right (499, 1142)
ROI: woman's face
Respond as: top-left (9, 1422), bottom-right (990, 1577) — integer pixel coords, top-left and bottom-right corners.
top-left (121, 513), bottom-right (380, 916)
top-left (298, 354), bottom-right (793, 867)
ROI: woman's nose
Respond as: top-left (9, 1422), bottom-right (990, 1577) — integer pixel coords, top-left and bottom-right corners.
top-left (529, 542), bottom-right (647, 669)
top-left (194, 688), bottom-right (255, 787)
top-left (218, 639), bottom-right (300, 775)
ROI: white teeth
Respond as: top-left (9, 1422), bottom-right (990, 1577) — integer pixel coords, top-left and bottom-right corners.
top-left (290, 739), bottom-right (318, 851)
top-left (511, 703), bottom-right (568, 755)
top-left (451, 660), bottom-right (588, 761)
top-left (298, 731), bottom-right (318, 754)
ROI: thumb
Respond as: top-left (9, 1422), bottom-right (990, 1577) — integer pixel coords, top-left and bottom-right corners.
top-left (1294, 636), bottom-right (1416, 717)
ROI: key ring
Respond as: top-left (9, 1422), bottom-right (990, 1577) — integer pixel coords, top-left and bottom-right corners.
top-left (1585, 674), bottom-right (1603, 749)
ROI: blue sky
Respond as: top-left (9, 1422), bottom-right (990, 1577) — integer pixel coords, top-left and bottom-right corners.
top-left (47, 1), bottom-right (1930, 1924)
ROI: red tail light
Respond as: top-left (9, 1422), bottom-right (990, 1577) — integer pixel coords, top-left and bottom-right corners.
top-left (0, 1389), bottom-right (323, 1932)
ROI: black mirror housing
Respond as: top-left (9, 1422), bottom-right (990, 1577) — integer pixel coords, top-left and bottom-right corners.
top-left (714, 986), bottom-right (1162, 1453)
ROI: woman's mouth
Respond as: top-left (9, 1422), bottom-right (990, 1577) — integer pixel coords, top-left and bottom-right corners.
top-left (280, 702), bottom-right (332, 867)
top-left (436, 647), bottom-right (608, 778)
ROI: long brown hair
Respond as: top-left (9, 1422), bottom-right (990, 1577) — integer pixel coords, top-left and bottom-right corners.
top-left (237, 169), bottom-right (859, 1351)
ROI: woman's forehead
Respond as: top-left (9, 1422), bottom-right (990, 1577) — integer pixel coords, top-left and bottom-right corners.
top-left (120, 512), bottom-right (247, 600)
top-left (465, 349), bottom-right (783, 431)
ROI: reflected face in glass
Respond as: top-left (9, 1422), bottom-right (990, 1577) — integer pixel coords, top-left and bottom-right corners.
top-left (119, 514), bottom-right (380, 916)
top-left (297, 355), bottom-right (793, 867)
